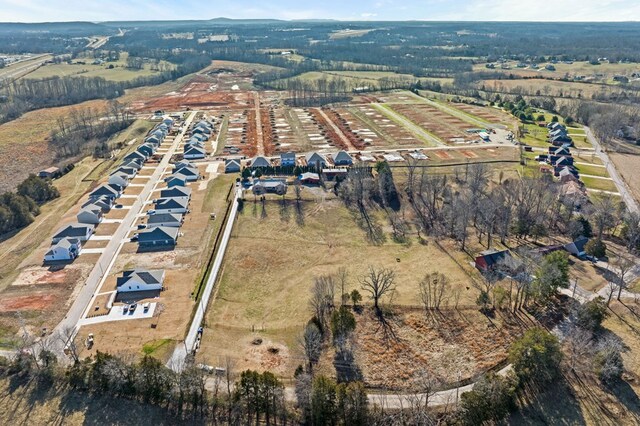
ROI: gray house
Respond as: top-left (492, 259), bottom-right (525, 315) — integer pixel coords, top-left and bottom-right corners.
top-left (184, 145), bottom-right (206, 160)
top-left (565, 237), bottom-right (590, 258)
top-left (77, 206), bottom-right (103, 225)
top-left (225, 158), bottom-right (242, 173)
top-left (252, 180), bottom-right (287, 196)
top-left (147, 213), bottom-right (184, 228)
top-left (333, 150), bottom-right (353, 166)
top-left (124, 151), bottom-right (147, 163)
top-left (89, 183), bottom-right (122, 201)
top-left (250, 156), bottom-right (271, 169)
top-left (138, 226), bottom-right (179, 247)
top-left (174, 165), bottom-right (199, 181)
top-left (108, 172), bottom-right (130, 188)
top-left (155, 197), bottom-right (189, 214)
top-left (166, 174), bottom-right (188, 188)
top-left (82, 197), bottom-right (114, 213)
top-left (52, 223), bottom-right (94, 244)
top-left (112, 166), bottom-right (137, 179)
top-left (44, 238), bottom-right (82, 263)
top-left (159, 186), bottom-right (191, 200)
top-left (306, 152), bottom-right (327, 169)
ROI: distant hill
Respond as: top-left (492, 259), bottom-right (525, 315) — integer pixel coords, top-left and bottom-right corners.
top-left (0, 21), bottom-right (111, 34)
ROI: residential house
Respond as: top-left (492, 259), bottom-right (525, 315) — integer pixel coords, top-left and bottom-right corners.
top-left (146, 213), bottom-right (184, 228)
top-left (474, 249), bottom-right (512, 273)
top-left (138, 143), bottom-right (156, 157)
top-left (89, 183), bottom-right (122, 201)
top-left (154, 197), bottom-right (189, 214)
top-left (121, 159), bottom-right (143, 171)
top-left (306, 152), bottom-right (327, 169)
top-left (559, 167), bottom-right (580, 183)
top-left (547, 122), bottom-right (565, 131)
top-left (116, 269), bottom-right (165, 293)
top-left (38, 167), bottom-right (60, 179)
top-left (333, 150), bottom-right (353, 166)
top-left (112, 166), bottom-right (137, 179)
top-left (548, 146), bottom-right (571, 156)
top-left (44, 238), bottom-right (81, 263)
top-left (76, 206), bottom-right (103, 225)
top-left (165, 174), bottom-right (188, 188)
top-left (252, 180), bottom-right (287, 196)
top-left (82, 197), bottom-right (113, 213)
top-left (108, 172), bottom-right (130, 188)
top-left (281, 152), bottom-right (296, 167)
top-left (184, 145), bottom-right (206, 160)
top-left (159, 186), bottom-right (191, 200)
top-left (173, 160), bottom-right (194, 171)
top-left (250, 156), bottom-right (271, 169)
top-left (145, 134), bottom-right (161, 144)
top-left (225, 158), bottom-right (242, 174)
top-left (123, 151), bottom-right (147, 164)
top-left (52, 223), bottom-right (94, 244)
top-left (138, 226), bottom-right (179, 247)
top-left (564, 237), bottom-right (590, 258)
top-left (299, 172), bottom-right (320, 184)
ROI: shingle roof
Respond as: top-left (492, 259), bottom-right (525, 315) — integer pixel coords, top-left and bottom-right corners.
top-left (138, 226), bottom-right (178, 242)
top-left (147, 213), bottom-right (183, 225)
top-left (117, 269), bottom-right (165, 287)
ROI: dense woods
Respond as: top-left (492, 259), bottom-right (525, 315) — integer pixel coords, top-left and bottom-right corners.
top-left (0, 174), bottom-right (59, 236)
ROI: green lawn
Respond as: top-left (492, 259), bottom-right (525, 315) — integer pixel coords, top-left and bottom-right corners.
top-left (582, 176), bottom-right (618, 192)
top-left (575, 163), bottom-right (609, 177)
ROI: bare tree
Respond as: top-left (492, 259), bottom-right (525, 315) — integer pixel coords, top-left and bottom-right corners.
top-left (419, 272), bottom-right (449, 312)
top-left (614, 254), bottom-right (635, 301)
top-left (301, 323), bottom-right (322, 372)
top-left (309, 275), bottom-right (335, 331)
top-left (360, 266), bottom-right (397, 313)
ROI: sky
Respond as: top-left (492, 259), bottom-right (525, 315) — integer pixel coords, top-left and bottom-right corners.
top-left (1, 0), bottom-right (640, 22)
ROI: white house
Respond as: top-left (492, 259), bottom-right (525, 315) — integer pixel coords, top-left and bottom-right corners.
top-left (44, 238), bottom-right (81, 263)
top-left (116, 269), bottom-right (165, 293)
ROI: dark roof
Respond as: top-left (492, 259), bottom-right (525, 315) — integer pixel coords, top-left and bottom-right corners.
top-left (475, 249), bottom-right (512, 271)
top-left (147, 213), bottom-right (183, 225)
top-left (53, 224), bottom-right (93, 240)
top-left (117, 269), bottom-right (164, 287)
top-left (155, 197), bottom-right (188, 209)
top-left (160, 187), bottom-right (191, 198)
top-left (138, 226), bottom-right (178, 242)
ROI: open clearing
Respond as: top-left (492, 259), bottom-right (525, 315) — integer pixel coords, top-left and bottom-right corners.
top-left (609, 152), bottom-right (640, 204)
top-left (198, 194), bottom-right (483, 379)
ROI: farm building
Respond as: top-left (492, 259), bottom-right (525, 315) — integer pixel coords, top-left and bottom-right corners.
top-left (299, 172), bottom-right (320, 184)
top-left (474, 249), bottom-right (513, 273)
top-left (38, 167), bottom-right (60, 179)
top-left (117, 269), bottom-right (165, 293)
top-left (44, 238), bottom-right (82, 263)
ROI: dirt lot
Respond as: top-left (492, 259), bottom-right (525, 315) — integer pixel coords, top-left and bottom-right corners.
top-left (388, 103), bottom-right (480, 144)
top-left (198, 195), bottom-right (481, 378)
top-left (325, 307), bottom-right (527, 391)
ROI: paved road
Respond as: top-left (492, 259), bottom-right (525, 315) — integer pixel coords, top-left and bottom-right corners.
top-left (584, 126), bottom-right (639, 213)
top-left (167, 184), bottom-right (242, 370)
top-left (49, 111), bottom-right (197, 357)
top-left (0, 54), bottom-right (51, 86)
top-left (253, 92), bottom-right (265, 156)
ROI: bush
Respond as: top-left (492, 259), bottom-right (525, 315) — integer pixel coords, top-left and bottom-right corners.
top-left (17, 174), bottom-right (60, 205)
top-left (509, 328), bottom-right (562, 385)
top-left (460, 373), bottom-right (516, 425)
top-left (585, 238), bottom-right (607, 258)
top-left (594, 339), bottom-right (624, 384)
top-left (576, 297), bottom-right (609, 331)
top-left (330, 306), bottom-right (356, 342)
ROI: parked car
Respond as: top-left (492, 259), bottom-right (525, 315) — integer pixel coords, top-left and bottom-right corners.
top-left (147, 209), bottom-right (156, 215)
top-left (130, 234), bottom-right (139, 242)
top-left (129, 303), bottom-right (137, 313)
top-left (123, 304), bottom-right (129, 314)
top-left (143, 302), bottom-right (150, 313)
top-left (137, 224), bottom-right (147, 230)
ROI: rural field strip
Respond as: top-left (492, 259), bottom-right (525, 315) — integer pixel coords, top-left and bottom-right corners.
top-left (48, 111), bottom-right (197, 356)
top-left (404, 91), bottom-right (500, 129)
top-left (168, 185), bottom-right (242, 371)
top-left (585, 125), bottom-right (639, 213)
top-left (316, 108), bottom-right (357, 151)
top-left (371, 103), bottom-right (444, 147)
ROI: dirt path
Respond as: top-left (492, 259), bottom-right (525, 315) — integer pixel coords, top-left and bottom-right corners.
top-left (316, 108), bottom-right (357, 151)
top-left (253, 92), bottom-right (265, 156)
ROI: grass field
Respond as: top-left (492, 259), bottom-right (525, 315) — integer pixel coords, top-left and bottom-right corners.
top-left (24, 53), bottom-right (173, 82)
top-left (582, 176), bottom-right (618, 192)
top-left (198, 193), bottom-right (483, 377)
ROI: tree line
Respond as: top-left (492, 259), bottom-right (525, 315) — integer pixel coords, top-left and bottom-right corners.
top-left (0, 174), bottom-right (60, 236)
